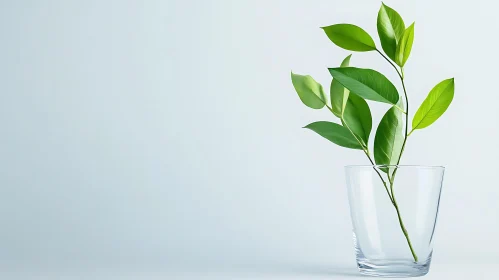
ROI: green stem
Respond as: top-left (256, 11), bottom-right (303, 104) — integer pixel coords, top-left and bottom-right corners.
top-left (363, 150), bottom-right (394, 204)
top-left (328, 103), bottom-right (394, 204)
top-left (325, 53), bottom-right (418, 261)
top-left (391, 182), bottom-right (419, 262)
top-left (376, 50), bottom-right (418, 262)
top-left (376, 49), bottom-right (403, 80)
top-left (390, 77), bottom-right (409, 179)
top-left (396, 77), bottom-right (410, 166)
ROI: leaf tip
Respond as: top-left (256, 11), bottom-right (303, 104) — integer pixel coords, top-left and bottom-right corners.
top-left (445, 77), bottom-right (455, 85)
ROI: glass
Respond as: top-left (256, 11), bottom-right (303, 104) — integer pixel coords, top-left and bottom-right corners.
top-left (345, 165), bottom-right (445, 277)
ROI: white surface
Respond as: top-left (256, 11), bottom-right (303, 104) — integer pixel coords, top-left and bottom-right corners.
top-left (1, 261), bottom-right (497, 280)
top-left (0, 0), bottom-right (498, 278)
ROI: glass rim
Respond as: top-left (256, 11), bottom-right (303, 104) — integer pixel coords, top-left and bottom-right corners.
top-left (345, 165), bottom-right (445, 169)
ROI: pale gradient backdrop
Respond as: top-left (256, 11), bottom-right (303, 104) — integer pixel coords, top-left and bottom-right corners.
top-left (0, 0), bottom-right (497, 279)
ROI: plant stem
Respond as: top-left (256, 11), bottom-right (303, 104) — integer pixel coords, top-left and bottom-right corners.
top-left (326, 102), bottom-right (395, 204)
top-left (376, 49), bottom-right (403, 80)
top-left (390, 180), bottom-right (418, 262)
top-left (376, 49), bottom-right (418, 262)
top-left (324, 102), bottom-right (395, 203)
top-left (395, 76), bottom-right (410, 167)
top-left (363, 150), bottom-right (394, 204)
top-left (326, 52), bottom-right (418, 261)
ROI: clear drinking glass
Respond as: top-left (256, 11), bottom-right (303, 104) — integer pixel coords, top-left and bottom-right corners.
top-left (345, 165), bottom-right (445, 277)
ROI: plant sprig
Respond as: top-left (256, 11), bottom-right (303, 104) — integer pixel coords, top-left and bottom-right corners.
top-left (290, 2), bottom-right (455, 263)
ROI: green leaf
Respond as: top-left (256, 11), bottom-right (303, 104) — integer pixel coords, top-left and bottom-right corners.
top-left (412, 78), bottom-right (455, 130)
top-left (321, 24), bottom-right (376, 52)
top-left (291, 72), bottom-right (326, 109)
top-left (395, 22), bottom-right (415, 67)
top-left (342, 94), bottom-right (372, 146)
top-left (374, 106), bottom-right (404, 172)
top-left (328, 67), bottom-right (400, 105)
top-left (377, 3), bottom-right (405, 61)
top-left (330, 54), bottom-right (352, 117)
top-left (304, 121), bottom-right (363, 150)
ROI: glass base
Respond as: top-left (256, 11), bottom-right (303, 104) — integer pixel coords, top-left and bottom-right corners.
top-left (356, 257), bottom-right (431, 278)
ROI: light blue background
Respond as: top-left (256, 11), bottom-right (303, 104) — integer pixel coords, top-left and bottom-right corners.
top-left (0, 0), bottom-right (497, 278)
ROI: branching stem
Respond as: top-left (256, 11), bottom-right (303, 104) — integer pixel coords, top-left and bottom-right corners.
top-left (375, 49), bottom-right (418, 262)
top-left (325, 50), bottom-right (418, 261)
top-left (324, 103), bottom-right (394, 204)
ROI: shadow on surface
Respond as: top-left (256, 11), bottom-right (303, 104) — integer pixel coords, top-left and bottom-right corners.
top-left (288, 264), bottom-right (361, 277)
top-left (272, 262), bottom-right (363, 278)
top-left (228, 261), bottom-right (365, 278)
